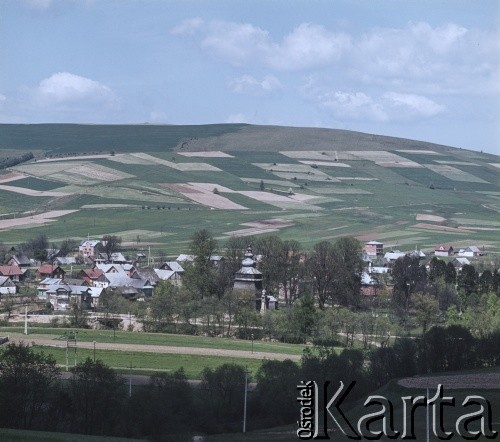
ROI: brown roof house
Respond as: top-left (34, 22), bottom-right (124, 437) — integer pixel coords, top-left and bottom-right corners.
top-left (434, 244), bottom-right (454, 257)
top-left (36, 264), bottom-right (65, 280)
top-left (0, 265), bottom-right (24, 283)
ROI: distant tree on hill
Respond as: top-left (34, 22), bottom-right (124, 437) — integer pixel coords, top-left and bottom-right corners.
top-left (101, 235), bottom-right (122, 261)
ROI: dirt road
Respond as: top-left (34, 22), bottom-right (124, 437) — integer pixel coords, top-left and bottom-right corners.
top-left (6, 333), bottom-right (301, 361)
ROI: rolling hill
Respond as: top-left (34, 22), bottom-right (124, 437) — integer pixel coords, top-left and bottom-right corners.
top-left (0, 123), bottom-right (499, 255)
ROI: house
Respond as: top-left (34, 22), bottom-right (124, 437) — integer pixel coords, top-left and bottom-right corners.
top-left (383, 250), bottom-right (406, 262)
top-left (154, 269), bottom-right (183, 286)
top-left (46, 249), bottom-right (60, 260)
top-left (364, 241), bottom-right (384, 257)
top-left (36, 264), bottom-right (65, 280)
top-left (159, 261), bottom-right (184, 284)
top-left (0, 265), bottom-right (24, 282)
top-left (161, 261), bottom-right (184, 272)
top-left (95, 263), bottom-right (128, 275)
top-left (38, 281), bottom-right (104, 310)
top-left (7, 255), bottom-right (31, 268)
top-left (176, 254), bottom-right (194, 263)
top-left (104, 273), bottom-right (153, 297)
top-left (360, 272), bottom-right (380, 297)
top-left (452, 257), bottom-right (470, 272)
top-left (80, 268), bottom-right (106, 287)
top-left (133, 267), bottom-right (159, 286)
top-left (55, 256), bottom-right (77, 265)
top-left (97, 252), bottom-right (128, 264)
top-left (458, 246), bottom-right (483, 257)
top-left (79, 240), bottom-right (101, 258)
top-left (407, 249), bottom-right (426, 260)
top-left (435, 244), bottom-right (454, 257)
top-left (0, 276), bottom-right (16, 295)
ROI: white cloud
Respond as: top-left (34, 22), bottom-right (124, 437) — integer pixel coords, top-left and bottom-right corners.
top-left (201, 21), bottom-right (272, 67)
top-left (226, 113), bottom-right (251, 123)
top-left (228, 75), bottom-right (282, 96)
top-left (301, 76), bottom-right (445, 122)
top-left (181, 20), bottom-right (350, 70)
top-left (269, 23), bottom-right (351, 70)
top-left (36, 72), bottom-right (114, 104)
top-left (175, 18), bottom-right (499, 97)
top-left (383, 92), bottom-right (446, 118)
top-left (171, 17), bottom-right (205, 36)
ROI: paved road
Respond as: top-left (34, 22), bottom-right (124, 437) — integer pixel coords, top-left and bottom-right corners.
top-left (7, 333), bottom-right (301, 362)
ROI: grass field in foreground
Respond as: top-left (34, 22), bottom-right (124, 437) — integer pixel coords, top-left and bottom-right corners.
top-left (30, 345), bottom-right (265, 379)
top-left (0, 327), bottom-right (309, 355)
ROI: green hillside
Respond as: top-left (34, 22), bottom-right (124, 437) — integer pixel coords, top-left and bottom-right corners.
top-left (0, 124), bottom-right (498, 255)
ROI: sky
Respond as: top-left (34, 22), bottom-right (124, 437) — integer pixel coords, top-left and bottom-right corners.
top-left (1, 0), bottom-right (499, 154)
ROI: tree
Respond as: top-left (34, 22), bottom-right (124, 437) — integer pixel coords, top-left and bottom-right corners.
top-left (101, 235), bottom-right (122, 261)
top-left (444, 261), bottom-right (457, 285)
top-left (478, 270), bottom-right (493, 294)
top-left (259, 179), bottom-right (265, 191)
top-left (0, 343), bottom-right (60, 429)
top-left (184, 230), bottom-right (218, 300)
top-left (150, 281), bottom-right (179, 330)
top-left (278, 239), bottom-right (303, 305)
top-left (69, 301), bottom-right (89, 328)
top-left (68, 358), bottom-right (125, 435)
top-left (330, 236), bottom-right (363, 307)
top-left (254, 360), bottom-right (300, 425)
top-left (253, 234), bottom-right (285, 293)
top-left (20, 234), bottom-right (49, 260)
top-left (200, 363), bottom-right (247, 429)
top-left (293, 293), bottom-right (317, 338)
top-left (413, 293), bottom-right (439, 334)
top-left (428, 257), bottom-right (447, 282)
top-left (141, 369), bottom-right (194, 437)
top-left (391, 255), bottom-right (427, 323)
top-left (457, 264), bottom-right (478, 308)
top-left (305, 240), bottom-right (336, 309)
top-left (59, 238), bottom-right (78, 257)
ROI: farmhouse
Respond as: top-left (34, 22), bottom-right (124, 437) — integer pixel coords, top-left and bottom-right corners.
top-left (364, 241), bottom-right (384, 257)
top-left (435, 244), bottom-right (454, 256)
top-left (38, 281), bottom-right (104, 310)
top-left (80, 268), bottom-right (106, 287)
top-left (0, 265), bottom-right (24, 282)
top-left (7, 254), bottom-right (31, 268)
top-left (79, 240), bottom-right (101, 258)
top-left (0, 276), bottom-right (16, 295)
top-left (36, 264), bottom-right (65, 280)
top-left (458, 246), bottom-right (483, 257)
top-left (55, 256), bottom-right (77, 265)
top-left (452, 257), bottom-right (471, 272)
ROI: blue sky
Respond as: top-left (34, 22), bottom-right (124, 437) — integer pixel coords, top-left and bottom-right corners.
top-left (1, 0), bottom-right (499, 154)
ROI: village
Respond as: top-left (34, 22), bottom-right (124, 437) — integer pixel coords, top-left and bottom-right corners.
top-left (0, 234), bottom-right (495, 330)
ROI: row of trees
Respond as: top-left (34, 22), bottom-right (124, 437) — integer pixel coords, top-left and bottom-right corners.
top-left (1, 325), bottom-right (498, 437)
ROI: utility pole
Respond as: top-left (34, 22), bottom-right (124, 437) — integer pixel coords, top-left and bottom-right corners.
top-left (243, 368), bottom-right (249, 433)
top-left (129, 363), bottom-right (134, 398)
top-left (24, 304), bottom-right (28, 335)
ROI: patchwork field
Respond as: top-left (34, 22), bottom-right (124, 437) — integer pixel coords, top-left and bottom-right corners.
top-left (0, 123), bottom-right (498, 254)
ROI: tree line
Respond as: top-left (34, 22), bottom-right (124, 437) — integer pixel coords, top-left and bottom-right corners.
top-left (1, 326), bottom-right (498, 438)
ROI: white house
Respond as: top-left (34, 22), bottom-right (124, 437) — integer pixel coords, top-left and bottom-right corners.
top-left (458, 246), bottom-right (483, 257)
top-left (79, 240), bottom-right (101, 258)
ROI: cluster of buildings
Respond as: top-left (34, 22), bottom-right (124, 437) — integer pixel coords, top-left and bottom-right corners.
top-left (360, 240), bottom-right (486, 295)
top-left (0, 236), bottom-right (489, 311)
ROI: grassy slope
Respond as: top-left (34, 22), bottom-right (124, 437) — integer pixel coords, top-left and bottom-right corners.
top-left (0, 124), bottom-right (498, 254)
